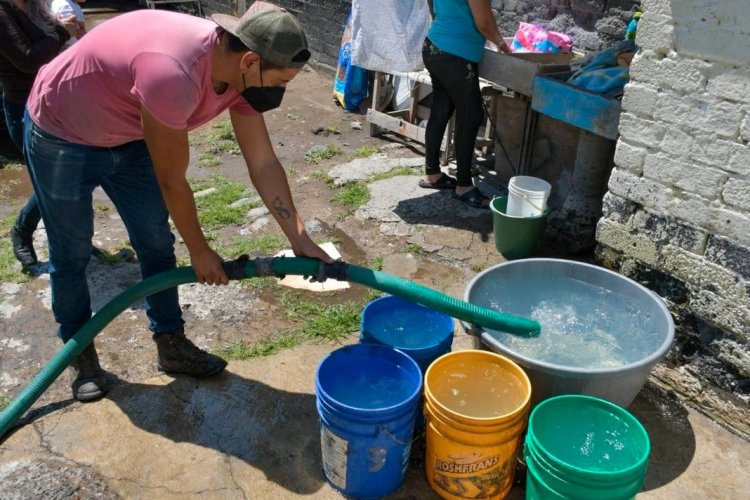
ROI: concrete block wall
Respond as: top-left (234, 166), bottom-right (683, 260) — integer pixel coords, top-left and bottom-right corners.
top-left (597, 0), bottom-right (750, 438)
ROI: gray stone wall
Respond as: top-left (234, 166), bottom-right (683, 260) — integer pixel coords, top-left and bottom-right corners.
top-left (491, 0), bottom-right (641, 53)
top-left (204, 1), bottom-right (640, 68)
top-left (203, 0), bottom-right (350, 68)
top-left (597, 0), bottom-right (750, 438)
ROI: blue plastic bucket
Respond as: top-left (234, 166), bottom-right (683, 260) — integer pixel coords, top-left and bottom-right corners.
top-left (316, 343), bottom-right (423, 498)
top-left (360, 295), bottom-right (454, 374)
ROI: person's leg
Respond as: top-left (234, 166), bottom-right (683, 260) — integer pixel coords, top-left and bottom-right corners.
top-left (99, 140), bottom-right (183, 334)
top-left (2, 95), bottom-right (24, 151)
top-left (23, 112), bottom-right (109, 400)
top-left (101, 140), bottom-right (225, 378)
top-left (3, 98), bottom-right (41, 267)
top-left (422, 38), bottom-right (456, 183)
top-left (437, 61), bottom-right (484, 190)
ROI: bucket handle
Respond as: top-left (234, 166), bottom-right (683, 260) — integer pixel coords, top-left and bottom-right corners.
top-left (519, 192), bottom-right (545, 214)
top-left (492, 194), bottom-right (545, 215)
top-left (380, 425), bottom-right (416, 446)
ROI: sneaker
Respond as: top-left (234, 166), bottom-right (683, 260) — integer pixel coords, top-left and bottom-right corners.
top-left (69, 342), bottom-right (109, 402)
top-left (10, 224), bottom-right (38, 269)
top-left (154, 330), bottom-right (227, 378)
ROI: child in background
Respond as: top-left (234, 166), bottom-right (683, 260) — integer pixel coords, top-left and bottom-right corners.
top-left (50, 0), bottom-right (85, 46)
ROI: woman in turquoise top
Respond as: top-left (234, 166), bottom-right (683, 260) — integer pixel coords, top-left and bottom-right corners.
top-left (418, 0), bottom-right (507, 208)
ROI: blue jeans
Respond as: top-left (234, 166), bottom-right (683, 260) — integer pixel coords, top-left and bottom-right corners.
top-left (2, 96), bottom-right (40, 233)
top-left (23, 112), bottom-right (184, 341)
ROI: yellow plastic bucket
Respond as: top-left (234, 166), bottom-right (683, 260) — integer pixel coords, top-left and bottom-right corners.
top-left (424, 350), bottom-right (531, 499)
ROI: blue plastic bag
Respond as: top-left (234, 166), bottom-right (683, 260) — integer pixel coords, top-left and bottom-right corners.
top-left (333, 11), bottom-right (369, 111)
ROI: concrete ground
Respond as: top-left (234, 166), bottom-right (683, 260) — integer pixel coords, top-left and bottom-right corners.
top-left (1, 336), bottom-right (749, 499)
top-left (1, 4), bottom-right (749, 499)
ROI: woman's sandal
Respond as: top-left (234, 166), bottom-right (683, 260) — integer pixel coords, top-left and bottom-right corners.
top-left (452, 188), bottom-right (490, 209)
top-left (418, 173), bottom-right (458, 190)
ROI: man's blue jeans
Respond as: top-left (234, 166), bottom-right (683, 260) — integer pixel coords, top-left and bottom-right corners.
top-left (23, 112), bottom-right (184, 341)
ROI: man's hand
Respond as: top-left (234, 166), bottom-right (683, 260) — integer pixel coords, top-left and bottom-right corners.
top-left (292, 235), bottom-right (335, 264)
top-left (190, 247), bottom-right (228, 285)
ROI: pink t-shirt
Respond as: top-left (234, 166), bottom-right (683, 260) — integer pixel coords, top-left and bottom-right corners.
top-left (28, 10), bottom-right (256, 147)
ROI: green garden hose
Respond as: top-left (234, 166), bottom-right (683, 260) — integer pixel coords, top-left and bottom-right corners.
top-left (0, 257), bottom-right (540, 439)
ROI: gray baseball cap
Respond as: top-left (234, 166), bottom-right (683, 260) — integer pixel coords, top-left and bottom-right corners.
top-left (212, 8), bottom-right (309, 68)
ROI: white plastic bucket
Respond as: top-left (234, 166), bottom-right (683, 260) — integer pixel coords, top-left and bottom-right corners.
top-left (506, 176), bottom-right (551, 217)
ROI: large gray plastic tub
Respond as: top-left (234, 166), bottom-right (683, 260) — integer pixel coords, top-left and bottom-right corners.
top-left (463, 259), bottom-right (674, 408)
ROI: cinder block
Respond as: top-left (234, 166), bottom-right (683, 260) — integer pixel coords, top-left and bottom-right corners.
top-left (643, 0), bottom-right (672, 16)
top-left (643, 154), bottom-right (726, 199)
top-left (727, 142), bottom-right (750, 176)
top-left (660, 125), bottom-right (694, 160)
top-left (723, 178), bottom-right (750, 211)
top-left (636, 12), bottom-right (674, 53)
top-left (596, 218), bottom-right (659, 265)
top-left (706, 235), bottom-right (750, 278)
top-left (618, 113), bottom-right (666, 148)
top-left (631, 52), bottom-right (710, 94)
top-left (631, 210), bottom-right (707, 254)
top-left (622, 82), bottom-right (660, 118)
top-left (690, 136), bottom-right (737, 169)
top-left (691, 289), bottom-right (750, 339)
top-left (614, 139), bottom-right (647, 173)
top-left (707, 207), bottom-right (750, 246)
top-left (601, 191), bottom-right (637, 224)
top-left (707, 67), bottom-right (750, 104)
top-left (607, 168), bottom-right (672, 209)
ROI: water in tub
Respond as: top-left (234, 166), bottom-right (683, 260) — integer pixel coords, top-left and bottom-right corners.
top-left (480, 275), bottom-right (661, 369)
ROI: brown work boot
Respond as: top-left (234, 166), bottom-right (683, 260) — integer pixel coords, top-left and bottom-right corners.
top-left (154, 330), bottom-right (227, 378)
top-left (69, 342), bottom-right (109, 402)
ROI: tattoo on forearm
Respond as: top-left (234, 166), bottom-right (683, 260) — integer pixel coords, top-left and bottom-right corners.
top-left (272, 196), bottom-right (291, 219)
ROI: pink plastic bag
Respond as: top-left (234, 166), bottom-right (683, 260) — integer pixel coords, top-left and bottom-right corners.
top-left (511, 22), bottom-right (573, 54)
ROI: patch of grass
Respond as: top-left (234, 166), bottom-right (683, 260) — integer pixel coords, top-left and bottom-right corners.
top-left (0, 214), bottom-right (30, 283)
top-left (471, 262), bottom-right (489, 273)
top-left (221, 234), bottom-right (286, 259)
top-left (189, 175), bottom-right (253, 229)
top-left (369, 255), bottom-right (384, 271)
top-left (332, 183), bottom-right (369, 208)
top-left (242, 276), bottom-right (279, 293)
top-left (94, 243), bottom-right (135, 265)
top-left (310, 170), bottom-right (334, 184)
top-left (305, 144), bottom-right (342, 164)
top-left (1, 161), bottom-right (23, 170)
top-left (279, 291), bottom-right (363, 341)
top-left (401, 243), bottom-right (425, 254)
top-left (214, 288), bottom-right (382, 360)
top-left (213, 332), bottom-right (301, 360)
top-left (198, 152), bottom-right (221, 168)
top-left (324, 125), bottom-right (341, 135)
top-left (93, 204), bottom-right (111, 213)
top-left (370, 165), bottom-right (420, 182)
top-left (192, 119), bottom-right (241, 157)
top-left (177, 255), bottom-right (191, 267)
top-left (353, 145), bottom-right (381, 158)
top-left (284, 165), bottom-right (298, 177)
top-left (0, 395), bottom-right (9, 411)
top-left (331, 182), bottom-right (369, 220)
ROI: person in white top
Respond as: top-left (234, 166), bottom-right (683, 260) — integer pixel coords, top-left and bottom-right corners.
top-left (50, 0), bottom-right (85, 46)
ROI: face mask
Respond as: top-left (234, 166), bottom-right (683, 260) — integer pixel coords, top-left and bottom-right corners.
top-left (241, 61), bottom-right (285, 113)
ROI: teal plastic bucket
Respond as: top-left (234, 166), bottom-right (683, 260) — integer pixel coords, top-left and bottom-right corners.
top-left (360, 295), bottom-right (454, 374)
top-left (491, 196), bottom-right (548, 260)
top-left (316, 343), bottom-right (423, 499)
top-left (524, 395), bottom-right (651, 499)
